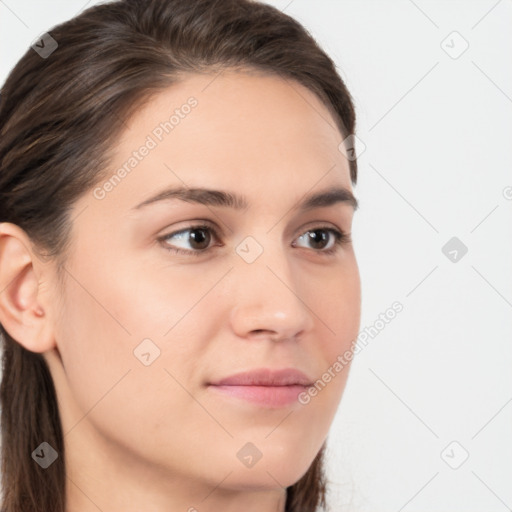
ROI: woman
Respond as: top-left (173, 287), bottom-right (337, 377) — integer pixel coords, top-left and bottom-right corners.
top-left (0, 0), bottom-right (361, 510)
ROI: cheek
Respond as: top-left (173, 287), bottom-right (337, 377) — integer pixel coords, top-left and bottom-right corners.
top-left (97, 254), bottom-right (228, 341)
top-left (303, 258), bottom-right (361, 415)
top-left (54, 253), bottom-right (217, 408)
top-left (54, 266), bottom-right (210, 467)
top-left (54, 272), bottom-right (135, 416)
top-left (320, 258), bottom-right (361, 356)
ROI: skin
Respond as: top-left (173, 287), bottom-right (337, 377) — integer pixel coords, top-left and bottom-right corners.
top-left (0, 70), bottom-right (361, 512)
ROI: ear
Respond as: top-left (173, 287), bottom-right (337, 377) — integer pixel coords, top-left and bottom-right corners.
top-left (0, 222), bottom-right (56, 353)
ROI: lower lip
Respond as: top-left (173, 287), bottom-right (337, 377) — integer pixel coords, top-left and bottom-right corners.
top-left (208, 384), bottom-right (308, 408)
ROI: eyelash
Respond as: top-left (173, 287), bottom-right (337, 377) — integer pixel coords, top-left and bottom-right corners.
top-left (157, 223), bottom-right (351, 257)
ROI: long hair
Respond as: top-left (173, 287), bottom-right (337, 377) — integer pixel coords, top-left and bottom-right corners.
top-left (0, 1), bottom-right (358, 510)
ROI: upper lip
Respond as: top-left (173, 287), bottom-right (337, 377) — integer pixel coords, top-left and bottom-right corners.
top-left (209, 368), bottom-right (314, 387)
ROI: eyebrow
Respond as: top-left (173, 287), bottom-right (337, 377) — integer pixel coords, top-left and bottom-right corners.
top-left (133, 185), bottom-right (358, 212)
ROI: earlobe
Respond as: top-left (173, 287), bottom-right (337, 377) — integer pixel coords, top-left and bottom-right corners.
top-left (0, 222), bottom-right (56, 353)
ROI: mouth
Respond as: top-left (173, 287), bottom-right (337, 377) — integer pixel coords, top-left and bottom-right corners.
top-left (207, 368), bottom-right (314, 408)
top-left (208, 384), bottom-right (309, 408)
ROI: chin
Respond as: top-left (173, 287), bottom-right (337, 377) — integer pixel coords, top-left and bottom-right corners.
top-left (220, 464), bottom-right (310, 491)
top-left (211, 440), bottom-right (320, 491)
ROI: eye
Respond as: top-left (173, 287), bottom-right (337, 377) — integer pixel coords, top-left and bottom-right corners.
top-left (158, 224), bottom-right (220, 257)
top-left (292, 226), bottom-right (351, 255)
top-left (158, 223), bottom-right (351, 257)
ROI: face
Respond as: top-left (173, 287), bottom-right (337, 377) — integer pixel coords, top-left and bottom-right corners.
top-left (46, 70), bottom-right (361, 492)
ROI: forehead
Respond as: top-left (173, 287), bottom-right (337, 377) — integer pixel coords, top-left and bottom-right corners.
top-left (85, 70), bottom-right (353, 214)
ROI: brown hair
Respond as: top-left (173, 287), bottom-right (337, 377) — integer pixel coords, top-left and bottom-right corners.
top-left (0, 1), bottom-right (358, 510)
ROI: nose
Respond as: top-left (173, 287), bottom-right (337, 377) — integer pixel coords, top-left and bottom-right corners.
top-left (228, 245), bottom-right (315, 342)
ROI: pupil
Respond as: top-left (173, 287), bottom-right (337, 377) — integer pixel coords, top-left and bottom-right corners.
top-left (309, 230), bottom-right (327, 249)
top-left (190, 228), bottom-right (209, 249)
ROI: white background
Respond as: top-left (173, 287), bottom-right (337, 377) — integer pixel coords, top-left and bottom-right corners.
top-left (1, 1), bottom-right (511, 511)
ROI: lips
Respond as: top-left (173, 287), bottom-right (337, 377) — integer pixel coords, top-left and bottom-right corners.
top-left (208, 368), bottom-right (314, 408)
top-left (209, 368), bottom-right (314, 387)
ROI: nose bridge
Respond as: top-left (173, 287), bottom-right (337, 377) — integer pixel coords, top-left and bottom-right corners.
top-left (228, 230), bottom-right (315, 339)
